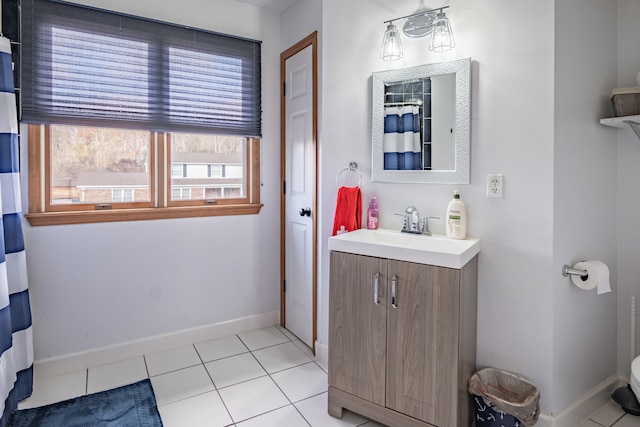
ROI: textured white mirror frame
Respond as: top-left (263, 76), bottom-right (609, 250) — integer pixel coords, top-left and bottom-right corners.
top-left (372, 57), bottom-right (471, 184)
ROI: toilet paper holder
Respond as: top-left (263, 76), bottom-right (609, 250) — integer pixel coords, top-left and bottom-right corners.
top-left (562, 264), bottom-right (589, 279)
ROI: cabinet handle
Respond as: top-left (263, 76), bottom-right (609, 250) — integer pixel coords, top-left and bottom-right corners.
top-left (391, 274), bottom-right (397, 308)
top-left (374, 272), bottom-right (380, 305)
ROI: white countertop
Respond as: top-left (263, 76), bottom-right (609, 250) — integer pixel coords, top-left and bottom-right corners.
top-left (328, 228), bottom-right (480, 269)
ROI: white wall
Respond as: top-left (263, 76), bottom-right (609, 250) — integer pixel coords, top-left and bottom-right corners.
top-left (281, 0), bottom-right (321, 51)
top-left (20, 0), bottom-right (283, 360)
top-left (617, 0), bottom-right (640, 377)
top-left (553, 0), bottom-right (618, 415)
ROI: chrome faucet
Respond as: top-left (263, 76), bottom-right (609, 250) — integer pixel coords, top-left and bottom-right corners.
top-left (404, 206), bottom-right (420, 233)
top-left (397, 206), bottom-right (439, 235)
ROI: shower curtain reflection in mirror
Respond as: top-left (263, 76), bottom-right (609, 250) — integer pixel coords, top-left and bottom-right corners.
top-left (383, 104), bottom-right (421, 171)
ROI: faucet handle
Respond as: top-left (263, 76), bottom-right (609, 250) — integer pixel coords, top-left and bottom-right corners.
top-left (421, 216), bottom-right (440, 236)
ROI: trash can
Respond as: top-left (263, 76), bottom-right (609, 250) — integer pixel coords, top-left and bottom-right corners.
top-left (468, 367), bottom-right (540, 427)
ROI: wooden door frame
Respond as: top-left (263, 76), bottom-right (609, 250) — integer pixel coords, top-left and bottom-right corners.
top-left (280, 32), bottom-right (318, 351)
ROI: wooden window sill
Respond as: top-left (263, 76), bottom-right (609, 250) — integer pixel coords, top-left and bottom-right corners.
top-left (25, 204), bottom-right (263, 226)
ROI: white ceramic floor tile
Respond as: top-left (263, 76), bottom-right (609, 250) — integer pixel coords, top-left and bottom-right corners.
top-left (238, 326), bottom-right (289, 351)
top-left (205, 352), bottom-right (267, 389)
top-left (195, 334), bottom-right (249, 362)
top-left (87, 356), bottom-right (148, 394)
top-left (150, 364), bottom-right (215, 406)
top-left (359, 422), bottom-right (386, 427)
top-left (275, 325), bottom-right (299, 342)
top-left (316, 358), bottom-right (329, 374)
top-left (613, 415), bottom-right (640, 427)
top-left (235, 405), bottom-right (309, 427)
top-left (158, 390), bottom-right (233, 427)
top-left (576, 420), bottom-right (604, 427)
top-left (292, 339), bottom-right (316, 360)
top-left (295, 392), bottom-right (368, 427)
top-left (18, 370), bottom-right (87, 409)
top-left (271, 362), bottom-right (327, 403)
top-left (145, 345), bottom-right (202, 377)
top-left (252, 341), bottom-right (312, 373)
top-left (218, 375), bottom-right (289, 423)
top-left (588, 400), bottom-right (626, 426)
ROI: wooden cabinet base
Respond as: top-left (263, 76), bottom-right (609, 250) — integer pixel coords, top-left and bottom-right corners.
top-left (328, 387), bottom-right (435, 427)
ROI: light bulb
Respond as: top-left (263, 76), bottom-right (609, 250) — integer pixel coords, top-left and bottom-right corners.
top-left (380, 23), bottom-right (403, 61)
top-left (429, 12), bottom-right (455, 52)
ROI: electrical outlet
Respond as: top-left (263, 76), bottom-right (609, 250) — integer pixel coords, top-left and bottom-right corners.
top-left (487, 174), bottom-right (504, 198)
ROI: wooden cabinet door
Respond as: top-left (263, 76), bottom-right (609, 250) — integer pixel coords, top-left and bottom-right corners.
top-left (385, 260), bottom-right (460, 426)
top-left (329, 252), bottom-right (388, 406)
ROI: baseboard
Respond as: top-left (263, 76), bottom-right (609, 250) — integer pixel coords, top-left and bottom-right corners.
top-left (34, 311), bottom-right (280, 379)
top-left (536, 375), bottom-right (620, 427)
top-left (315, 340), bottom-right (328, 365)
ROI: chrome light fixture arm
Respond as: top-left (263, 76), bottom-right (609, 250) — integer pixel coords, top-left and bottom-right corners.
top-left (383, 5), bottom-right (449, 26)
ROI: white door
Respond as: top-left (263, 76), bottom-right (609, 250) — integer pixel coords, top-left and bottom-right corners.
top-left (284, 42), bottom-right (315, 348)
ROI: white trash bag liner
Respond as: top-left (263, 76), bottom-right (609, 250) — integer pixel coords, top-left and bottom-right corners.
top-left (468, 367), bottom-right (540, 427)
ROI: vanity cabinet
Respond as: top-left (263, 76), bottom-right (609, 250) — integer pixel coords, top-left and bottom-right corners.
top-left (328, 250), bottom-right (478, 427)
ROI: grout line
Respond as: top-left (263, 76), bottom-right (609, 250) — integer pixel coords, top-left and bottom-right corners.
top-left (147, 361), bottom-right (205, 379)
top-left (142, 353), bottom-right (151, 379)
top-left (199, 349), bottom-right (251, 365)
top-left (213, 373), bottom-right (269, 391)
top-left (291, 402), bottom-right (313, 427)
top-left (232, 404), bottom-right (298, 426)
top-left (192, 345), bottom-right (236, 425)
top-left (239, 340), bottom-right (291, 353)
top-left (610, 413), bottom-right (628, 426)
top-left (313, 360), bottom-right (328, 375)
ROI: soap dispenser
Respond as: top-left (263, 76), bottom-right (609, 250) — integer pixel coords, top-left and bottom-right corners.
top-left (367, 197), bottom-right (379, 230)
top-left (446, 190), bottom-right (467, 239)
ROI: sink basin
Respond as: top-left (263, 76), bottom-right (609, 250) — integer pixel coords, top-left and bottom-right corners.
top-left (328, 228), bottom-right (479, 269)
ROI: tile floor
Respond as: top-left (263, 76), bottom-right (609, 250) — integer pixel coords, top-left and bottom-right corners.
top-left (577, 399), bottom-right (640, 427)
top-left (19, 325), bottom-right (383, 427)
top-left (18, 324), bottom-right (640, 426)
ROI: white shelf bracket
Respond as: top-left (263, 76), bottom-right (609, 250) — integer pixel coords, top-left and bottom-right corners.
top-left (624, 120), bottom-right (640, 139)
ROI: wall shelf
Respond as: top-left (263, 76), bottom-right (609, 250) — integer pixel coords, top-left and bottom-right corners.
top-left (600, 115), bottom-right (640, 139)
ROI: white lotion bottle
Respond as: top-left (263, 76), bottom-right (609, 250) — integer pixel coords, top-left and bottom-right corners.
top-left (446, 190), bottom-right (467, 239)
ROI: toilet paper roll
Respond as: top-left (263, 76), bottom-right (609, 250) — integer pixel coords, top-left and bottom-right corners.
top-left (571, 260), bottom-right (611, 295)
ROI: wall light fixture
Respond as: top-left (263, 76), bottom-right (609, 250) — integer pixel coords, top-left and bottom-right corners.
top-left (381, 5), bottom-right (454, 61)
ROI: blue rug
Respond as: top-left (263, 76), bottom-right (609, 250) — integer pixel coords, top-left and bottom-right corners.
top-left (9, 379), bottom-right (163, 427)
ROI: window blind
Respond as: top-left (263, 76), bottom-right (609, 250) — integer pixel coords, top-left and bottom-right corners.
top-left (21, 0), bottom-right (262, 137)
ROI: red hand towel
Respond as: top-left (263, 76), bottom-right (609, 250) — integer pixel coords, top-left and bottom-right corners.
top-left (332, 186), bottom-right (362, 236)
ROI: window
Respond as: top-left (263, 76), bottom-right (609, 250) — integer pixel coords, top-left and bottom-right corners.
top-left (28, 125), bottom-right (261, 225)
top-left (171, 165), bottom-right (184, 178)
top-left (172, 188), bottom-right (192, 201)
top-left (48, 125), bottom-right (152, 208)
top-left (112, 189), bottom-right (134, 203)
top-left (22, 0), bottom-right (262, 226)
top-left (169, 133), bottom-right (247, 205)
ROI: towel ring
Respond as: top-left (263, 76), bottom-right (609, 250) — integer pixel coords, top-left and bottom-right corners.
top-left (336, 161), bottom-right (362, 187)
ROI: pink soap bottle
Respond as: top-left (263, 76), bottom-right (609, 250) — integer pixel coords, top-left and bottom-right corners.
top-left (367, 197), bottom-right (379, 230)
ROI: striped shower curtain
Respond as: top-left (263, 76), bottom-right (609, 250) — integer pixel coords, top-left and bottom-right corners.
top-left (383, 105), bottom-right (421, 170)
top-left (0, 36), bottom-right (33, 426)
